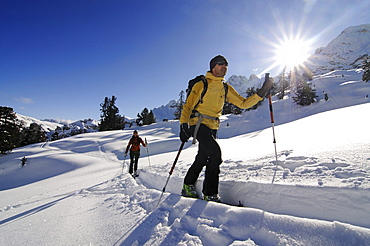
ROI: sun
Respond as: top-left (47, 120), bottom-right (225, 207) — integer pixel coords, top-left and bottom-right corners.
top-left (274, 39), bottom-right (311, 69)
top-left (259, 36), bottom-right (313, 77)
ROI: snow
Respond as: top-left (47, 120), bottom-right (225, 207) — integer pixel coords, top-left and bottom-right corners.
top-left (16, 113), bottom-right (63, 132)
top-left (1, 69), bottom-right (370, 245)
top-left (306, 24), bottom-right (370, 75)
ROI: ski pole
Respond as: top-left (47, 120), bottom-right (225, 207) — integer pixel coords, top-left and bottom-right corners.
top-left (145, 138), bottom-right (151, 167)
top-left (265, 73), bottom-right (279, 184)
top-left (156, 141), bottom-right (185, 207)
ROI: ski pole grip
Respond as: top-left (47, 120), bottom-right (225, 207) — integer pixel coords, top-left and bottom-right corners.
top-left (265, 73), bottom-right (270, 95)
top-left (265, 73), bottom-right (275, 123)
top-left (268, 94), bottom-right (274, 124)
top-left (265, 73), bottom-right (270, 81)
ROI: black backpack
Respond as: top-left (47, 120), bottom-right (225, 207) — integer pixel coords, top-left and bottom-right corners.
top-left (186, 75), bottom-right (228, 109)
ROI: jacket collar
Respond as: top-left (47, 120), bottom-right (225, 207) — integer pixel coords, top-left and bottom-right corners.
top-left (206, 71), bottom-right (225, 82)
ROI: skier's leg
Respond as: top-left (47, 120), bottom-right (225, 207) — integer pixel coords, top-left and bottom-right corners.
top-left (184, 142), bottom-right (208, 185)
top-left (134, 151), bottom-right (140, 173)
top-left (129, 151), bottom-right (134, 174)
top-left (197, 126), bottom-right (222, 196)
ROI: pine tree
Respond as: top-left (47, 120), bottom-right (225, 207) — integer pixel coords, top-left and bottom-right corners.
top-left (99, 96), bottom-right (125, 131)
top-left (136, 108), bottom-right (156, 126)
top-left (136, 108), bottom-right (148, 126)
top-left (290, 66), bottom-right (317, 106)
top-left (222, 102), bottom-right (232, 115)
top-left (292, 81), bottom-right (318, 106)
top-left (245, 86), bottom-right (262, 110)
top-left (174, 90), bottom-right (185, 120)
top-left (147, 110), bottom-right (156, 125)
top-left (51, 127), bottom-right (61, 141)
top-left (362, 55), bottom-right (370, 82)
top-left (0, 106), bottom-right (22, 154)
top-left (21, 123), bottom-right (47, 146)
top-left (136, 113), bottom-right (143, 126)
top-left (277, 68), bottom-right (290, 100)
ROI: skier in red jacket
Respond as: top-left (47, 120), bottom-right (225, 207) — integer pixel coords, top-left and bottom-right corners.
top-left (125, 130), bottom-right (146, 177)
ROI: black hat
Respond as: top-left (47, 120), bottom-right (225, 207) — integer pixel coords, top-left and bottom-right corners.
top-left (210, 55), bottom-right (228, 71)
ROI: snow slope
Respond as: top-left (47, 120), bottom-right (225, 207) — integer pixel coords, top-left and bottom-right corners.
top-left (306, 24), bottom-right (370, 75)
top-left (1, 70), bottom-right (370, 245)
top-left (16, 113), bottom-right (63, 132)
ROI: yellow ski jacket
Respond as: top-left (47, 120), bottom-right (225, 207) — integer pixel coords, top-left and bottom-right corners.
top-left (180, 72), bottom-right (263, 130)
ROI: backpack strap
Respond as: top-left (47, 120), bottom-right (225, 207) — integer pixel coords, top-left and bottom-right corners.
top-left (223, 82), bottom-right (228, 102)
top-left (194, 76), bottom-right (208, 109)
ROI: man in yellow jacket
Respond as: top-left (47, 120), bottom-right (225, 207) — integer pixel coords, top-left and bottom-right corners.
top-left (180, 55), bottom-right (272, 202)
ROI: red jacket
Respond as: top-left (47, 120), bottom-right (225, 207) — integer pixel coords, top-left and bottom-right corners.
top-left (125, 136), bottom-right (146, 153)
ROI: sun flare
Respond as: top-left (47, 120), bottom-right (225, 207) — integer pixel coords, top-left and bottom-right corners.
top-left (275, 39), bottom-right (311, 69)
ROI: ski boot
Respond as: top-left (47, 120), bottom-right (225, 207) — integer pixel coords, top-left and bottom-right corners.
top-left (203, 194), bottom-right (221, 203)
top-left (181, 184), bottom-right (198, 198)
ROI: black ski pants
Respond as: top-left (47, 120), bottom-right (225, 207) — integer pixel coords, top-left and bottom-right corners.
top-left (184, 124), bottom-right (222, 196)
top-left (129, 150), bottom-right (140, 174)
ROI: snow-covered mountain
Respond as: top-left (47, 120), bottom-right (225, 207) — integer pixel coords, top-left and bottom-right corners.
top-left (306, 24), bottom-right (370, 74)
top-left (152, 100), bottom-right (177, 121)
top-left (16, 114), bottom-right (100, 139)
top-left (16, 114), bottom-right (63, 132)
top-left (225, 74), bottom-right (264, 97)
top-left (49, 118), bottom-right (99, 139)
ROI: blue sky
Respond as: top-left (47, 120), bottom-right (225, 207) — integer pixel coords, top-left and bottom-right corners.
top-left (1, 0), bottom-right (369, 121)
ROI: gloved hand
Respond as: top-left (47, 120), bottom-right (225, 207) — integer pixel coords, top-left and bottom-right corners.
top-left (124, 152), bottom-right (127, 157)
top-left (257, 78), bottom-right (273, 98)
top-left (180, 123), bottom-right (191, 142)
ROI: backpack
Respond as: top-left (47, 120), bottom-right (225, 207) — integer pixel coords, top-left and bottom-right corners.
top-left (186, 75), bottom-right (228, 109)
top-left (131, 136), bottom-right (141, 146)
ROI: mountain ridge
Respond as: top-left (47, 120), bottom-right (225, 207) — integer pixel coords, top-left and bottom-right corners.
top-left (306, 23), bottom-right (370, 74)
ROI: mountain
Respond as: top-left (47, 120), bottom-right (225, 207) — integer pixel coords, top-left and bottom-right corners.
top-left (16, 114), bottom-right (99, 140)
top-left (16, 114), bottom-right (63, 132)
top-left (50, 118), bottom-right (99, 139)
top-left (152, 100), bottom-right (177, 121)
top-left (225, 74), bottom-right (264, 97)
top-left (306, 24), bottom-right (370, 74)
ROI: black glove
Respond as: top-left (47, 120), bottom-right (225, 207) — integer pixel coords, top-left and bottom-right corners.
top-left (180, 123), bottom-right (191, 142)
top-left (257, 78), bottom-right (273, 98)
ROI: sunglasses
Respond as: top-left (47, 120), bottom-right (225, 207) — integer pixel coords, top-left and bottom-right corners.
top-left (216, 61), bottom-right (228, 66)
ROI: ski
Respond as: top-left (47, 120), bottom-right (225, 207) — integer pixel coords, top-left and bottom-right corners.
top-left (180, 193), bottom-right (243, 207)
